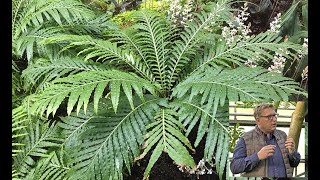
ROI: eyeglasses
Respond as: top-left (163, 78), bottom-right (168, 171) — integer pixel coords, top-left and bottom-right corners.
top-left (259, 114), bottom-right (279, 120)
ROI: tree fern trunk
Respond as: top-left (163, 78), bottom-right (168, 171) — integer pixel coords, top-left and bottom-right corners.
top-left (288, 101), bottom-right (306, 149)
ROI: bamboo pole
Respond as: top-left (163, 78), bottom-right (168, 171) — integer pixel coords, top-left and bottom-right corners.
top-left (288, 101), bottom-right (306, 149)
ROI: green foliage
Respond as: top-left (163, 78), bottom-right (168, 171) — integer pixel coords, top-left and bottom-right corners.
top-left (279, 0), bottom-right (308, 87)
top-left (12, 0), bottom-right (308, 179)
top-left (21, 57), bottom-right (110, 92)
top-left (228, 123), bottom-right (244, 153)
top-left (12, 106), bottom-right (29, 157)
top-left (41, 34), bottom-right (154, 82)
top-left (24, 151), bottom-right (70, 180)
top-left (29, 70), bottom-right (159, 117)
top-left (139, 0), bottom-right (169, 12)
top-left (58, 96), bottom-right (166, 180)
top-left (12, 168), bottom-right (22, 180)
top-left (12, 0), bottom-right (114, 62)
top-left (173, 66), bottom-right (307, 103)
top-left (112, 10), bottom-right (137, 28)
top-left (139, 109), bottom-right (196, 179)
top-left (13, 0), bottom-right (95, 39)
top-left (13, 120), bottom-right (64, 178)
top-left (172, 99), bottom-right (229, 179)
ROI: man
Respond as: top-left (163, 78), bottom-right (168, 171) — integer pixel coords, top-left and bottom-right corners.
top-left (230, 103), bottom-right (301, 177)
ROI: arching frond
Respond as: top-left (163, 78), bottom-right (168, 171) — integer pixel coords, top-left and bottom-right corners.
top-left (167, 0), bottom-right (232, 89)
top-left (193, 32), bottom-right (306, 72)
top-left (15, 15), bottom-right (116, 61)
top-left (171, 100), bottom-right (229, 179)
top-left (58, 102), bottom-right (97, 150)
top-left (138, 108), bottom-right (196, 179)
top-left (29, 70), bottom-right (160, 117)
top-left (13, 120), bottom-right (64, 177)
top-left (205, 118), bottom-right (229, 180)
top-left (129, 10), bottom-right (172, 90)
top-left (21, 57), bottom-right (109, 92)
top-left (13, 0), bottom-right (95, 39)
top-left (41, 35), bottom-right (153, 82)
top-left (173, 66), bottom-right (307, 112)
top-left (24, 151), bottom-right (70, 180)
top-left (15, 26), bottom-right (68, 60)
top-left (107, 29), bottom-right (156, 83)
top-left (171, 99), bottom-right (228, 147)
top-left (60, 96), bottom-right (166, 180)
top-left (58, 13), bottom-right (117, 35)
top-left (12, 106), bottom-right (29, 157)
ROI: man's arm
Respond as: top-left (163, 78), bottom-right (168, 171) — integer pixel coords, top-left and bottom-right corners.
top-left (288, 150), bottom-right (301, 167)
top-left (285, 137), bottom-right (301, 167)
top-left (230, 137), bottom-right (260, 174)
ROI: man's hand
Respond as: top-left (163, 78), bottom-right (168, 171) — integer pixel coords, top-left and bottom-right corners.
top-left (257, 145), bottom-right (276, 160)
top-left (285, 137), bottom-right (295, 155)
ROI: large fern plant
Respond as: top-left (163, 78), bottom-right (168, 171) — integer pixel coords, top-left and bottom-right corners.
top-left (13, 0), bottom-right (307, 179)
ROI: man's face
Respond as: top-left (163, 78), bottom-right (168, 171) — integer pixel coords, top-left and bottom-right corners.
top-left (256, 107), bottom-right (278, 134)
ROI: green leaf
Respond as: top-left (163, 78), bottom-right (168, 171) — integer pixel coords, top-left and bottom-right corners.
top-left (193, 32), bottom-right (305, 72)
top-left (24, 151), bottom-right (70, 180)
top-left (30, 70), bottom-right (159, 117)
top-left (173, 66), bottom-right (307, 105)
top-left (172, 99), bottom-right (229, 179)
top-left (12, 106), bottom-right (29, 158)
top-left (59, 96), bottom-right (165, 179)
top-left (13, 120), bottom-right (63, 177)
top-left (141, 109), bottom-right (195, 179)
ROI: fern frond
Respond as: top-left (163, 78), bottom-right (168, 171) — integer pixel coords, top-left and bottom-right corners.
top-left (30, 70), bottom-right (160, 117)
top-left (15, 14), bottom-right (115, 61)
top-left (171, 99), bottom-right (229, 179)
top-left (279, 0), bottom-right (301, 28)
top-left (171, 99), bottom-right (228, 146)
top-left (13, 120), bottom-right (64, 177)
top-left (61, 96), bottom-right (166, 180)
top-left (108, 29), bottom-right (156, 82)
top-left (12, 0), bottom-right (27, 34)
top-left (41, 35), bottom-right (153, 82)
top-left (25, 151), bottom-right (70, 180)
top-left (167, 0), bottom-right (232, 89)
top-left (205, 118), bottom-right (229, 180)
top-left (12, 106), bottom-right (29, 157)
top-left (15, 26), bottom-right (77, 60)
top-left (63, 13), bottom-right (117, 35)
top-left (173, 66), bottom-right (307, 111)
top-left (13, 61), bottom-right (23, 96)
top-left (138, 108), bottom-right (196, 179)
top-left (14, 0), bottom-right (95, 38)
top-left (129, 10), bottom-right (173, 89)
top-left (21, 57), bottom-right (109, 92)
top-left (15, 26), bottom-right (61, 59)
top-left (12, 166), bottom-right (22, 180)
top-left (58, 103), bottom-right (96, 150)
top-left (194, 32), bottom-right (305, 72)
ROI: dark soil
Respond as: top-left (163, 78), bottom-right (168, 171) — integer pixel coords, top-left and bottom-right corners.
top-left (125, 1), bottom-right (293, 179)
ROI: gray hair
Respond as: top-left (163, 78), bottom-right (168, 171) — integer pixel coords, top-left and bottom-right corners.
top-left (253, 103), bottom-right (275, 119)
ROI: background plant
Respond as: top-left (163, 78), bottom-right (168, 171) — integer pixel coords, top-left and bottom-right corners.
top-left (228, 123), bottom-right (244, 153)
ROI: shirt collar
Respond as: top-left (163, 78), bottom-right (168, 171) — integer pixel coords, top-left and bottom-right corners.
top-left (254, 125), bottom-right (274, 138)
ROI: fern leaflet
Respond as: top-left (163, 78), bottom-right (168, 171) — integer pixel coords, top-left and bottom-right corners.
top-left (30, 70), bottom-right (160, 116)
top-left (138, 108), bottom-right (196, 179)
